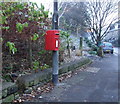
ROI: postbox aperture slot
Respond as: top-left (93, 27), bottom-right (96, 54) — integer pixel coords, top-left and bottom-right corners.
top-left (55, 33), bottom-right (59, 35)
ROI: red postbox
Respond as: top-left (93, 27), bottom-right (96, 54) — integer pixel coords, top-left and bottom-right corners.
top-left (45, 30), bottom-right (60, 51)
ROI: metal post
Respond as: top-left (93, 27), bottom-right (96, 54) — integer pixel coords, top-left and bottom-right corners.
top-left (79, 36), bottom-right (83, 56)
top-left (52, 0), bottom-right (59, 85)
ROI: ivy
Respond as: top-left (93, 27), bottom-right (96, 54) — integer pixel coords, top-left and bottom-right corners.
top-left (1, 2), bottom-right (52, 75)
top-left (40, 3), bottom-right (45, 11)
top-left (16, 23), bottom-right (23, 33)
top-left (16, 22), bottom-right (28, 33)
top-left (40, 64), bottom-right (49, 71)
top-left (60, 31), bottom-right (72, 44)
top-left (2, 26), bottom-right (10, 30)
top-left (38, 50), bottom-right (46, 55)
top-left (32, 60), bottom-right (49, 71)
top-left (43, 11), bottom-right (49, 18)
top-left (60, 31), bottom-right (72, 57)
top-left (16, 3), bottom-right (24, 10)
top-left (31, 33), bottom-right (39, 41)
top-left (32, 60), bottom-right (39, 71)
top-left (6, 42), bottom-right (17, 54)
top-left (84, 38), bottom-right (99, 51)
top-left (1, 16), bottom-right (7, 24)
top-left (0, 38), bottom-right (3, 42)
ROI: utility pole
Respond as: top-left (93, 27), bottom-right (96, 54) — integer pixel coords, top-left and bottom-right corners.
top-left (52, 0), bottom-right (59, 85)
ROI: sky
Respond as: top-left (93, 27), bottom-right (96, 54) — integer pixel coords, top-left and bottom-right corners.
top-left (28, 0), bottom-right (91, 12)
top-left (29, 0), bottom-right (54, 12)
top-left (29, 0), bottom-right (118, 26)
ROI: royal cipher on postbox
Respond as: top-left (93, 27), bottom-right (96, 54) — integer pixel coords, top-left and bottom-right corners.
top-left (45, 30), bottom-right (60, 51)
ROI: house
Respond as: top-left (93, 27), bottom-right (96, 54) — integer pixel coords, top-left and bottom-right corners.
top-left (105, 21), bottom-right (119, 43)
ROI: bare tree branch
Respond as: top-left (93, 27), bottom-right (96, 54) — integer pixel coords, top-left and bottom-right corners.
top-left (58, 3), bottom-right (67, 20)
top-left (86, 0), bottom-right (118, 45)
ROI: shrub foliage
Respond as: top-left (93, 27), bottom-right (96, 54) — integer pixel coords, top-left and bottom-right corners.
top-left (1, 2), bottom-right (52, 75)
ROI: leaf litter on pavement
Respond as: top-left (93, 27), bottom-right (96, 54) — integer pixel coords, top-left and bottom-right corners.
top-left (13, 63), bottom-right (89, 103)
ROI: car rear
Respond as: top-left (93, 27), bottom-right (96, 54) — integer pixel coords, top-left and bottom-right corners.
top-left (100, 42), bottom-right (114, 54)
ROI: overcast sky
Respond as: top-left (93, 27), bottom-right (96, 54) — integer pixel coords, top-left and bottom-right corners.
top-left (29, 0), bottom-right (118, 25)
top-left (29, 0), bottom-right (89, 12)
top-left (29, 0), bottom-right (53, 12)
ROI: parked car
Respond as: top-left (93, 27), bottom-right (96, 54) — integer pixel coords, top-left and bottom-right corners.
top-left (100, 42), bottom-right (114, 54)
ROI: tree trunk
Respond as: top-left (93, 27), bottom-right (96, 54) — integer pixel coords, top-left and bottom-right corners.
top-left (95, 36), bottom-right (104, 57)
top-left (67, 42), bottom-right (71, 58)
top-left (77, 27), bottom-right (79, 37)
top-left (28, 37), bottom-right (32, 68)
top-left (97, 47), bottom-right (104, 57)
top-left (96, 36), bottom-right (101, 46)
top-left (79, 37), bottom-right (83, 56)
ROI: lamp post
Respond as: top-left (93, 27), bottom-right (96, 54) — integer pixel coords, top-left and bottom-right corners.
top-left (52, 0), bottom-right (59, 85)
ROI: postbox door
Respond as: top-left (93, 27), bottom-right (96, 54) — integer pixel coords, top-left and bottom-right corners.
top-left (45, 30), bottom-right (60, 51)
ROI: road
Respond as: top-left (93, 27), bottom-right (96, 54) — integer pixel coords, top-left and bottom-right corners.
top-left (29, 52), bottom-right (119, 103)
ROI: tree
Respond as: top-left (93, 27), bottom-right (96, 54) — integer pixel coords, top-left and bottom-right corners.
top-left (58, 2), bottom-right (68, 21)
top-left (58, 2), bottom-right (90, 56)
top-left (60, 31), bottom-right (72, 58)
top-left (59, 2), bottom-right (90, 35)
top-left (86, 0), bottom-right (118, 46)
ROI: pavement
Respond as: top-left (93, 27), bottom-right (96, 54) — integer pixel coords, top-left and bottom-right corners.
top-left (114, 47), bottom-right (119, 56)
top-left (28, 52), bottom-right (119, 103)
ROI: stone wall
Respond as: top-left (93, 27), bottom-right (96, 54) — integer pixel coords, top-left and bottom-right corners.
top-left (2, 82), bottom-right (19, 103)
top-left (1, 58), bottom-right (92, 103)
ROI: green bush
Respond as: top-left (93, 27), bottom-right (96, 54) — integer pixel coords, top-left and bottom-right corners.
top-left (84, 38), bottom-right (98, 51)
top-left (1, 2), bottom-right (52, 76)
top-left (88, 51), bottom-right (97, 55)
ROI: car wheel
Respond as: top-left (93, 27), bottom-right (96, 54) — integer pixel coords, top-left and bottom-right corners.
top-left (111, 50), bottom-right (113, 54)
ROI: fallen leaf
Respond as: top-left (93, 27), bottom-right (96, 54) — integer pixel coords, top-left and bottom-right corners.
top-left (38, 96), bottom-right (43, 99)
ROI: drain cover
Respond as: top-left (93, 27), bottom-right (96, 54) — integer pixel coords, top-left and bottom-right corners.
top-left (86, 67), bottom-right (100, 73)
